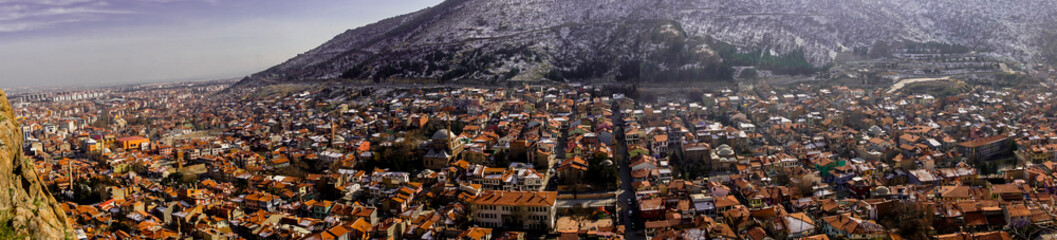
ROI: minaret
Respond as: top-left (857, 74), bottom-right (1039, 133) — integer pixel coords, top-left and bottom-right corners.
top-left (446, 117), bottom-right (453, 150)
top-left (177, 150), bottom-right (184, 171)
top-left (66, 160), bottom-right (73, 189)
top-left (330, 121), bottom-right (338, 148)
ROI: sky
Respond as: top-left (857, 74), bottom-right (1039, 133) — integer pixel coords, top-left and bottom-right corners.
top-left (0, 0), bottom-right (443, 89)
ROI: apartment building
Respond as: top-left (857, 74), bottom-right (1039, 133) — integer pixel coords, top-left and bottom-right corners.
top-left (957, 135), bottom-right (1010, 162)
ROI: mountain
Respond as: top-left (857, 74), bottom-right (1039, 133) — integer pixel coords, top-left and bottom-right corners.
top-left (0, 90), bottom-right (74, 239)
top-left (238, 0), bottom-right (1057, 86)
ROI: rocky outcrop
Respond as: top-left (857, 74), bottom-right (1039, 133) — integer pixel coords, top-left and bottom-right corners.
top-left (0, 90), bottom-right (73, 239)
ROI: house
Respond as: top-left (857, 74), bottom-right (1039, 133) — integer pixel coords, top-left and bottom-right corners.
top-left (783, 212), bottom-right (816, 238)
top-left (639, 198), bottom-right (665, 221)
top-left (457, 227), bottom-right (493, 240)
top-left (556, 157), bottom-right (588, 185)
top-left (937, 185), bottom-right (972, 201)
top-left (651, 134), bottom-right (669, 156)
top-left (932, 231), bottom-right (1011, 240)
top-left (908, 169), bottom-right (940, 185)
top-left (630, 155), bottom-right (658, 171)
top-left (468, 164), bottom-right (545, 191)
top-left (990, 184), bottom-right (1025, 201)
top-left (819, 213), bottom-right (886, 240)
top-left (690, 194), bottom-right (715, 216)
top-left (243, 193), bottom-right (281, 212)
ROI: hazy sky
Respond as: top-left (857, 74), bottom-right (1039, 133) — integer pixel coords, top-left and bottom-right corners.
top-left (0, 0), bottom-right (443, 89)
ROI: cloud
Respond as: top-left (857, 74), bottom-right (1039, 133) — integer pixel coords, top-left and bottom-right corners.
top-left (0, 0), bottom-right (95, 6)
top-left (0, 6), bottom-right (133, 21)
top-left (0, 2), bottom-right (134, 32)
top-left (134, 0), bottom-right (218, 4)
top-left (0, 18), bottom-right (85, 32)
top-left (0, 0), bottom-right (215, 33)
top-left (35, 0), bottom-right (96, 5)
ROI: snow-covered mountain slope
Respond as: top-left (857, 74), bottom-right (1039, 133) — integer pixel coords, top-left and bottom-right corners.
top-left (240, 0), bottom-right (1057, 85)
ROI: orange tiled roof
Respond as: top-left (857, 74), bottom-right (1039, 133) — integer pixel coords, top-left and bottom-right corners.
top-left (469, 190), bottom-right (557, 207)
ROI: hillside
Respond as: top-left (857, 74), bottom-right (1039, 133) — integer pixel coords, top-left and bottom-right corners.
top-left (238, 0), bottom-right (1057, 86)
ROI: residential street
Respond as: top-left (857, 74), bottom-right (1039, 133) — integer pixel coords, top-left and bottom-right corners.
top-left (612, 98), bottom-right (646, 240)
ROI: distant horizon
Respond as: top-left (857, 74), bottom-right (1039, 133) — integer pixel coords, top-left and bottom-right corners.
top-left (1, 75), bottom-right (240, 95)
top-left (0, 0), bottom-right (443, 89)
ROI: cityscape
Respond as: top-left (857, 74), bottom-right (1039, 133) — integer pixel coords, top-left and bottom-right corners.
top-left (6, 76), bottom-right (1057, 239)
top-left (3, 0), bottom-right (1057, 240)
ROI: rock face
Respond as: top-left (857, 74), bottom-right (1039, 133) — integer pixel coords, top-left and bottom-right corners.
top-left (0, 90), bottom-right (73, 239)
top-left (240, 0), bottom-right (1057, 85)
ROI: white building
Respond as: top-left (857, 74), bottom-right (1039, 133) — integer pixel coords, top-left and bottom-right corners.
top-left (468, 164), bottom-right (545, 191)
top-left (469, 190), bottom-right (557, 230)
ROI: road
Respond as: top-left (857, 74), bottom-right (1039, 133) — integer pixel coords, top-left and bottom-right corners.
top-left (546, 96), bottom-right (572, 191)
top-left (611, 98), bottom-right (647, 240)
top-left (886, 76), bottom-right (952, 93)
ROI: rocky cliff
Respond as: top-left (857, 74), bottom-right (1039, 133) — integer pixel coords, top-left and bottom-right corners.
top-left (0, 90), bottom-right (73, 240)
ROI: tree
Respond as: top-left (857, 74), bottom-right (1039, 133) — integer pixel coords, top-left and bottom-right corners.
top-left (773, 170), bottom-right (791, 186)
top-left (741, 68), bottom-right (759, 80)
top-left (1010, 220), bottom-right (1056, 240)
top-left (162, 172), bottom-right (196, 187)
top-left (1044, 30), bottom-right (1057, 65)
top-left (275, 166), bottom-right (309, 178)
top-left (131, 162), bottom-right (149, 175)
top-left (316, 180), bottom-right (343, 201)
top-left (868, 41), bottom-right (891, 59)
top-left (371, 138), bottom-right (419, 172)
top-left (1009, 139), bottom-right (1019, 152)
top-left (65, 177), bottom-right (120, 204)
top-left (493, 150), bottom-right (509, 168)
top-left (879, 201), bottom-right (933, 239)
top-left (792, 174), bottom-right (819, 197)
top-left (899, 157), bottom-right (917, 170)
top-left (586, 152), bottom-right (617, 190)
top-left (91, 113), bottom-right (114, 128)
